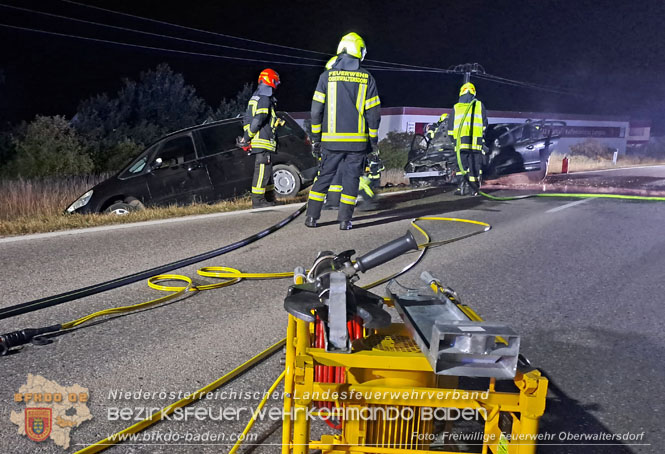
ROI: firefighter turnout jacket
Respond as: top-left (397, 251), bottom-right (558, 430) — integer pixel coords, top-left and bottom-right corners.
top-left (310, 54), bottom-right (381, 152)
top-left (243, 84), bottom-right (278, 152)
top-left (448, 94), bottom-right (488, 153)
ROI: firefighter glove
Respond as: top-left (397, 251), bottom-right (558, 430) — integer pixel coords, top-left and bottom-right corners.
top-left (312, 141), bottom-right (321, 157)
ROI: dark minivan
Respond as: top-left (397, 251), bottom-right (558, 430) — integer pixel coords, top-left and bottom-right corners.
top-left (66, 113), bottom-right (318, 214)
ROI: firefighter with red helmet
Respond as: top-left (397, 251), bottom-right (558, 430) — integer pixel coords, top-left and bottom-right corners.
top-left (242, 68), bottom-right (280, 208)
top-left (305, 32), bottom-right (381, 230)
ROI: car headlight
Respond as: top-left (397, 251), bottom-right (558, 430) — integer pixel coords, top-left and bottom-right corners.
top-left (66, 190), bottom-right (93, 213)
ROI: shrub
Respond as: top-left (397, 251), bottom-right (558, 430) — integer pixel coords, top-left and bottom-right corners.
top-left (9, 115), bottom-right (93, 178)
top-left (74, 64), bottom-right (210, 173)
top-left (378, 131), bottom-right (414, 169)
top-left (212, 83), bottom-right (254, 121)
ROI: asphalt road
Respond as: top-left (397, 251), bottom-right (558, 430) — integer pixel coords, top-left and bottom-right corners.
top-left (1, 187), bottom-right (664, 454)
top-left (547, 164), bottom-right (665, 191)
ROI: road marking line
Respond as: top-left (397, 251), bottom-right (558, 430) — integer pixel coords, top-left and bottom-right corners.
top-left (546, 198), bottom-right (591, 213)
top-left (560, 164), bottom-right (665, 175)
top-left (0, 204), bottom-right (301, 244)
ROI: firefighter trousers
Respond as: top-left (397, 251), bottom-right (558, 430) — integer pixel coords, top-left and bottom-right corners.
top-left (458, 150), bottom-right (483, 188)
top-left (251, 151), bottom-right (275, 205)
top-left (306, 148), bottom-right (365, 222)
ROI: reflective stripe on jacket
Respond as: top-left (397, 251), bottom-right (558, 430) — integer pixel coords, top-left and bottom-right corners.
top-left (310, 56), bottom-right (381, 152)
top-left (243, 87), bottom-right (278, 152)
top-left (451, 100), bottom-right (487, 152)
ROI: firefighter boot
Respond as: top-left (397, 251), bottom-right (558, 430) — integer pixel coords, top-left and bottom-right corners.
top-left (339, 220), bottom-right (352, 230)
top-left (252, 196), bottom-right (274, 209)
top-left (305, 216), bottom-right (318, 228)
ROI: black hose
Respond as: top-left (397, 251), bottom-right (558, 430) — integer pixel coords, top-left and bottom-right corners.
top-left (0, 205), bottom-right (305, 321)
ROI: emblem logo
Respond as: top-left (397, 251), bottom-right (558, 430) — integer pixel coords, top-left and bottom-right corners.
top-left (25, 408), bottom-right (52, 442)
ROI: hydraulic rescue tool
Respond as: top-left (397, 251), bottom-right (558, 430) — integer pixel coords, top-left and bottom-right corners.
top-left (282, 232), bottom-right (548, 454)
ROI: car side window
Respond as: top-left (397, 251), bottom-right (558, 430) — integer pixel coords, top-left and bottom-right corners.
top-left (198, 123), bottom-right (243, 157)
top-left (276, 118), bottom-right (306, 139)
top-left (155, 135), bottom-right (196, 168)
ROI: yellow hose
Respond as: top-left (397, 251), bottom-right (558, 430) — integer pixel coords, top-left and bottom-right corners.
top-left (71, 216), bottom-right (491, 452)
top-left (228, 371), bottom-right (286, 454)
top-left (73, 339), bottom-right (286, 454)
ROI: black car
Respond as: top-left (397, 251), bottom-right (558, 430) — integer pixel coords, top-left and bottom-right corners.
top-left (66, 112), bottom-right (318, 214)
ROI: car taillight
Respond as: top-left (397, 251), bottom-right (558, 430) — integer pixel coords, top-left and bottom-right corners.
top-left (305, 136), bottom-right (311, 145)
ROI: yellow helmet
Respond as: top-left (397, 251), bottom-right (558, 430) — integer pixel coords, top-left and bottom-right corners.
top-left (439, 113), bottom-right (449, 122)
top-left (337, 32), bottom-right (367, 61)
top-left (459, 82), bottom-right (476, 97)
top-left (325, 56), bottom-right (338, 70)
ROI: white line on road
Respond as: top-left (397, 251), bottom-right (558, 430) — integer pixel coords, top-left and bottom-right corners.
top-left (546, 198), bottom-right (592, 213)
top-left (0, 203), bottom-right (302, 244)
top-left (562, 164), bottom-right (665, 175)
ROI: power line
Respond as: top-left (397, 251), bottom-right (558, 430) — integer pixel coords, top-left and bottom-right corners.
top-left (57, 0), bottom-right (458, 73)
top-left (0, 23), bottom-right (329, 68)
top-left (58, 0), bottom-right (331, 57)
top-left (0, 2), bottom-right (581, 96)
top-left (0, 3), bottom-right (327, 64)
top-left (475, 72), bottom-right (581, 97)
top-left (0, 22), bottom-right (444, 73)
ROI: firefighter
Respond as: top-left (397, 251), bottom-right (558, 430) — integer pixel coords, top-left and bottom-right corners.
top-left (241, 68), bottom-right (280, 208)
top-left (305, 32), bottom-right (381, 230)
top-left (448, 82), bottom-right (487, 196)
top-left (425, 113), bottom-right (449, 141)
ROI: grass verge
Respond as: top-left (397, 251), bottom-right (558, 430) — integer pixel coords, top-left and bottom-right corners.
top-left (0, 170), bottom-right (412, 237)
top-left (0, 192), bottom-right (310, 237)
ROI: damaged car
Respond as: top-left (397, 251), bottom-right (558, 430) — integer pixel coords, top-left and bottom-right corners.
top-left (404, 119), bottom-right (565, 186)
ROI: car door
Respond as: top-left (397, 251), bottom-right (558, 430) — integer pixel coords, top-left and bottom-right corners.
top-left (147, 134), bottom-right (213, 205)
top-left (195, 121), bottom-right (254, 199)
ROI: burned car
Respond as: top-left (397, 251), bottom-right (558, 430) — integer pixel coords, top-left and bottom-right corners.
top-left (66, 112), bottom-right (318, 214)
top-left (404, 119), bottom-right (565, 186)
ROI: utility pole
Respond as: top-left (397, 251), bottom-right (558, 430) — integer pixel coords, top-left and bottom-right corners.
top-left (449, 63), bottom-right (485, 85)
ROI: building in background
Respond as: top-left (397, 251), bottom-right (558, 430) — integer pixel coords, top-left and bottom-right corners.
top-left (291, 108), bottom-right (650, 156)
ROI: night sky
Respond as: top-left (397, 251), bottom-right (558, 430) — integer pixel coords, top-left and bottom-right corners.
top-left (1, 0), bottom-right (664, 132)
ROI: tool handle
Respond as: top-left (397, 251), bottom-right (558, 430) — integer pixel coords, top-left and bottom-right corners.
top-left (0, 324), bottom-right (61, 356)
top-left (354, 231), bottom-right (418, 273)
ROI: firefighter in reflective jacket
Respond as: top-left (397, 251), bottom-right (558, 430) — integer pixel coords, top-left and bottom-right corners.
top-left (305, 32), bottom-right (381, 230)
top-left (242, 68), bottom-right (280, 208)
top-left (448, 82), bottom-right (488, 196)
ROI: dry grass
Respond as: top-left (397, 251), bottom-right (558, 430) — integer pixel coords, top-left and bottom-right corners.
top-left (548, 152), bottom-right (665, 174)
top-left (0, 196), bottom-right (315, 237)
top-left (0, 175), bottom-right (110, 220)
top-left (0, 175), bottom-right (310, 237)
top-left (0, 171), bottom-right (414, 237)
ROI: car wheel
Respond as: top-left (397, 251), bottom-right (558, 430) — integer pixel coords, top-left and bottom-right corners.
top-left (126, 197), bottom-right (146, 210)
top-left (526, 150), bottom-right (551, 182)
top-left (272, 164), bottom-right (301, 198)
top-left (104, 198), bottom-right (145, 215)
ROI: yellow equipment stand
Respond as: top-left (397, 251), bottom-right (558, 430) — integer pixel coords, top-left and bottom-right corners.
top-left (282, 297), bottom-right (548, 454)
